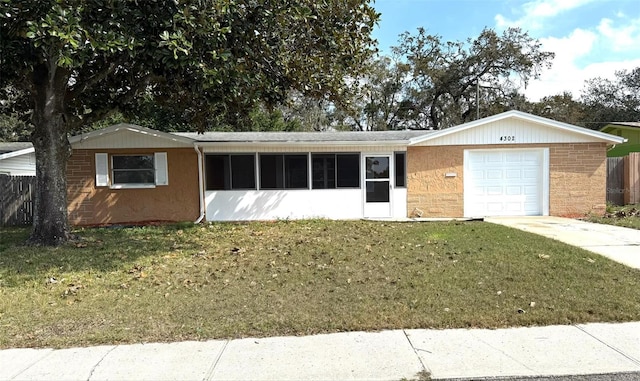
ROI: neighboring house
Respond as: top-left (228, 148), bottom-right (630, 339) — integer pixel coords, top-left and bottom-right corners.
top-left (66, 110), bottom-right (625, 226)
top-left (599, 122), bottom-right (640, 157)
top-left (0, 142), bottom-right (35, 176)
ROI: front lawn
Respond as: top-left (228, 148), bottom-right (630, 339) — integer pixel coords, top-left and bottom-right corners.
top-left (1, 220), bottom-right (639, 349)
top-left (586, 204), bottom-right (640, 230)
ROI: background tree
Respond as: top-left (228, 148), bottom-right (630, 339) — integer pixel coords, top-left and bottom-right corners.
top-left (0, 0), bottom-right (378, 245)
top-left (391, 27), bottom-right (554, 129)
top-left (527, 92), bottom-right (587, 126)
top-left (580, 67), bottom-right (640, 129)
top-left (342, 56), bottom-right (412, 130)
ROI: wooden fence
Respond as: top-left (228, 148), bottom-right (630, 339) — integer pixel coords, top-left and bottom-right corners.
top-left (606, 157), bottom-right (625, 205)
top-left (0, 175), bottom-right (35, 226)
top-left (606, 152), bottom-right (640, 206)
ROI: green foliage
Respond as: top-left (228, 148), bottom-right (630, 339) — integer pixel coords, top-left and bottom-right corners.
top-left (0, 114), bottom-right (31, 141)
top-left (0, 0), bottom-right (378, 244)
top-left (1, 0), bottom-right (378, 132)
top-left (330, 28), bottom-right (554, 131)
top-left (391, 27), bottom-right (554, 129)
top-left (580, 68), bottom-right (640, 129)
top-left (528, 92), bottom-right (589, 127)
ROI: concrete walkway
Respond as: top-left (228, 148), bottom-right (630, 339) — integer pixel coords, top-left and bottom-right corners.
top-left (2, 322), bottom-right (640, 380)
top-left (485, 216), bottom-right (640, 270)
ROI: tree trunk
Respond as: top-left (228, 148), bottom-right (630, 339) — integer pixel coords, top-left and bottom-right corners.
top-left (28, 62), bottom-right (72, 246)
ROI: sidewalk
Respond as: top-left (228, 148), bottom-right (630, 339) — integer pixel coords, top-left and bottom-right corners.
top-left (2, 322), bottom-right (640, 380)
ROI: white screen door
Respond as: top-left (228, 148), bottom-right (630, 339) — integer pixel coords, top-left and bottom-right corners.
top-left (363, 155), bottom-right (392, 218)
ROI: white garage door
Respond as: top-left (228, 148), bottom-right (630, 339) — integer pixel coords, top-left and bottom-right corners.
top-left (464, 149), bottom-right (548, 217)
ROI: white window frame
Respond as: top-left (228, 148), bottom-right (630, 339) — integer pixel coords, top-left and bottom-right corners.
top-left (95, 152), bottom-right (168, 189)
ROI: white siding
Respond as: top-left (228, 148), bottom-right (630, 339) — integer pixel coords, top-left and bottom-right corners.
top-left (0, 153), bottom-right (36, 176)
top-left (73, 130), bottom-right (192, 149)
top-left (205, 188), bottom-right (407, 221)
top-left (415, 119), bottom-right (607, 146)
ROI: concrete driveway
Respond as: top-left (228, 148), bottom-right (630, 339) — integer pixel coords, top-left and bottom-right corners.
top-left (485, 216), bottom-right (640, 270)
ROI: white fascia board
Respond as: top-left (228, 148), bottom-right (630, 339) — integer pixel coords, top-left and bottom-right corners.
top-left (194, 140), bottom-right (411, 148)
top-left (0, 147), bottom-right (35, 161)
top-left (69, 123), bottom-right (194, 146)
top-left (408, 110), bottom-right (626, 145)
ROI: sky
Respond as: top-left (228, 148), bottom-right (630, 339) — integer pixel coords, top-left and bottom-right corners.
top-left (371, 0), bottom-right (640, 101)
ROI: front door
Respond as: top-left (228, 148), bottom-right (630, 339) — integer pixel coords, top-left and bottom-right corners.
top-left (363, 155), bottom-right (392, 218)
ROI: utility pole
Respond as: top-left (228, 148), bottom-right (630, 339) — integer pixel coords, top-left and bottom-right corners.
top-left (476, 80), bottom-right (480, 120)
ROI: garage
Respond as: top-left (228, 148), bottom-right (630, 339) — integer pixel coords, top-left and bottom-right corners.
top-left (463, 148), bottom-right (549, 217)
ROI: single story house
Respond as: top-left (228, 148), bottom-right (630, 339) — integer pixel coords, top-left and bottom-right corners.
top-left (0, 142), bottom-right (36, 176)
top-left (66, 110), bottom-right (625, 225)
top-left (599, 122), bottom-right (640, 157)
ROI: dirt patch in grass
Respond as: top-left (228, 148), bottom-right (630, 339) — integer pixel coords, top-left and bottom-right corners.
top-left (1, 220), bottom-right (639, 348)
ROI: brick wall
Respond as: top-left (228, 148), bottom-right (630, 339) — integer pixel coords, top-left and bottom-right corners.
top-left (548, 143), bottom-right (607, 217)
top-left (67, 148), bottom-right (200, 225)
top-left (407, 146), bottom-right (464, 217)
top-left (407, 143), bottom-right (608, 218)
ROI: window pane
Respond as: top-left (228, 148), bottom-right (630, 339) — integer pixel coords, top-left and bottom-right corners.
top-left (260, 154), bottom-right (283, 189)
top-left (336, 154), bottom-right (360, 188)
top-left (112, 155), bottom-right (154, 170)
top-left (312, 154), bottom-right (335, 189)
top-left (205, 155), bottom-right (229, 190)
top-left (112, 155), bottom-right (155, 185)
top-left (113, 169), bottom-right (155, 184)
top-left (365, 157), bottom-right (389, 179)
top-left (231, 155), bottom-right (256, 189)
top-left (285, 155), bottom-right (308, 189)
top-left (366, 181), bottom-right (390, 202)
top-left (395, 152), bottom-right (406, 188)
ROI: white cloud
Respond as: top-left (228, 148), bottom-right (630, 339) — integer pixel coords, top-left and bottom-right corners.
top-left (597, 17), bottom-right (640, 51)
top-left (495, 1), bottom-right (640, 101)
top-left (495, 0), bottom-right (597, 31)
top-left (523, 27), bottom-right (640, 100)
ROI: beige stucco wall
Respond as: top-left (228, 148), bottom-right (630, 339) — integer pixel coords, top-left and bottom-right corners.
top-left (67, 148), bottom-right (200, 225)
top-left (407, 143), bottom-right (608, 218)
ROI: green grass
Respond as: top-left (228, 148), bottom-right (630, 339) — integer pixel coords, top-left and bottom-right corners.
top-left (1, 220), bottom-right (639, 349)
top-left (586, 204), bottom-right (640, 230)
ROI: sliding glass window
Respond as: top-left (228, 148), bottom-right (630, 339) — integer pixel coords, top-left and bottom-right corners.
top-left (311, 153), bottom-right (360, 189)
top-left (205, 154), bottom-right (256, 190)
top-left (259, 154), bottom-right (308, 189)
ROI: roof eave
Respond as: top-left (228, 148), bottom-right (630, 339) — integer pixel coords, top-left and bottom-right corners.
top-left (409, 110), bottom-right (626, 145)
top-left (0, 147), bottom-right (35, 161)
top-left (69, 124), bottom-right (195, 146)
top-left (194, 140), bottom-right (412, 147)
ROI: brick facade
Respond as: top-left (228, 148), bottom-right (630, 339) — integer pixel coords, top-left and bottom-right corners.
top-left (407, 143), bottom-right (608, 218)
top-left (67, 148), bottom-right (200, 225)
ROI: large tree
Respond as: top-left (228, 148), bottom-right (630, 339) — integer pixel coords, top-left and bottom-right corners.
top-left (391, 27), bottom-right (554, 129)
top-left (580, 67), bottom-right (640, 129)
top-left (0, 0), bottom-right (378, 245)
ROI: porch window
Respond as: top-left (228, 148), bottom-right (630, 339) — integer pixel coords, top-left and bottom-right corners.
top-left (312, 153), bottom-right (360, 189)
top-left (259, 154), bottom-right (308, 189)
top-left (205, 154), bottom-right (256, 190)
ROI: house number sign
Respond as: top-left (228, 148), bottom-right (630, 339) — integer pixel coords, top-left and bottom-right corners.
top-left (499, 135), bottom-right (515, 142)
